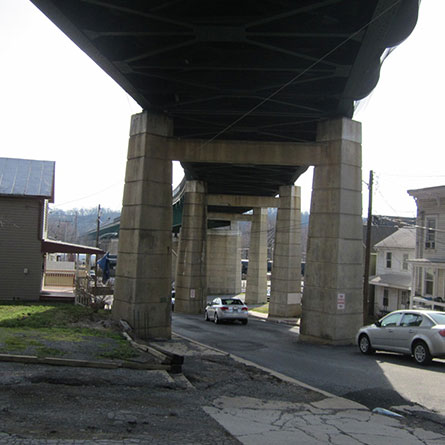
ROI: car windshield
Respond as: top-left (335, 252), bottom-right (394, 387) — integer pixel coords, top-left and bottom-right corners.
top-left (221, 299), bottom-right (243, 305)
top-left (429, 313), bottom-right (445, 325)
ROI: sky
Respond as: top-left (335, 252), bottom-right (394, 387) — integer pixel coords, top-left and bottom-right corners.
top-left (0, 1), bottom-right (443, 217)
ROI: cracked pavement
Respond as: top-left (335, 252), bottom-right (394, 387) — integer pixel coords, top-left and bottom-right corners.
top-left (1, 335), bottom-right (444, 444)
top-left (204, 396), bottom-right (445, 444)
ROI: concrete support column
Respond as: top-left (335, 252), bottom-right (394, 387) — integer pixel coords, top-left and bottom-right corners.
top-left (175, 181), bottom-right (207, 313)
top-left (207, 225), bottom-right (242, 296)
top-left (300, 118), bottom-right (363, 345)
top-left (245, 208), bottom-right (268, 304)
top-left (112, 112), bottom-right (173, 339)
top-left (269, 186), bottom-right (302, 317)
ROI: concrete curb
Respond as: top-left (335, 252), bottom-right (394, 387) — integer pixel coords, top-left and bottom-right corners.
top-left (172, 331), bottom-right (367, 409)
top-left (248, 311), bottom-right (300, 326)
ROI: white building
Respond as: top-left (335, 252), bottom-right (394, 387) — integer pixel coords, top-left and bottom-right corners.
top-left (408, 186), bottom-right (445, 311)
top-left (369, 227), bottom-right (416, 315)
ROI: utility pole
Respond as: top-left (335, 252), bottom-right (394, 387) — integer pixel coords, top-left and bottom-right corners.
top-left (363, 171), bottom-right (373, 324)
top-left (74, 211), bottom-right (78, 244)
top-left (94, 204), bottom-right (101, 286)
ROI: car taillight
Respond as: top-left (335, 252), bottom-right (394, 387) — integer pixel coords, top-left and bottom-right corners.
top-left (439, 329), bottom-right (445, 337)
top-left (242, 307), bottom-right (248, 311)
top-left (220, 306), bottom-right (228, 311)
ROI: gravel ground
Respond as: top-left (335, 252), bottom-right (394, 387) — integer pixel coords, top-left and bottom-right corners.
top-left (1, 335), bottom-right (444, 444)
top-left (0, 336), bottom-right (324, 444)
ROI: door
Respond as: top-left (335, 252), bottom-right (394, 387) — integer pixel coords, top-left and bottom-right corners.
top-left (371, 312), bottom-right (403, 349)
top-left (391, 313), bottom-right (424, 353)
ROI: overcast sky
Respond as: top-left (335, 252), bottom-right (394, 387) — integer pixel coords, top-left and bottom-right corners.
top-left (1, 1), bottom-right (443, 217)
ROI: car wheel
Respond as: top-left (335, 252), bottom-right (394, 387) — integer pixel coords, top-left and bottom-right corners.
top-left (204, 311), bottom-right (209, 321)
top-left (241, 319), bottom-right (248, 325)
top-left (358, 334), bottom-right (374, 355)
top-left (413, 341), bottom-right (432, 365)
top-left (214, 313), bottom-right (219, 324)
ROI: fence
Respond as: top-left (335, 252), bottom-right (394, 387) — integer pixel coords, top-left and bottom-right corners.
top-left (43, 271), bottom-right (76, 287)
top-left (75, 275), bottom-right (113, 310)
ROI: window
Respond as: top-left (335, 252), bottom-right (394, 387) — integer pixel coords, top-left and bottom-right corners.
top-left (425, 269), bottom-right (434, 295)
top-left (380, 312), bottom-right (402, 327)
top-left (402, 254), bottom-right (409, 271)
top-left (221, 299), bottom-right (243, 305)
top-left (383, 288), bottom-right (389, 307)
top-left (386, 252), bottom-right (392, 269)
top-left (401, 290), bottom-right (410, 307)
top-left (425, 217), bottom-right (436, 249)
top-left (400, 313), bottom-right (422, 327)
top-left (430, 313), bottom-right (445, 325)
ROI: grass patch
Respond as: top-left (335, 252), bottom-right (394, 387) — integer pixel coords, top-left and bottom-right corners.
top-left (98, 342), bottom-right (139, 360)
top-left (250, 303), bottom-right (269, 314)
top-left (0, 302), bottom-right (108, 329)
top-left (0, 302), bottom-right (136, 360)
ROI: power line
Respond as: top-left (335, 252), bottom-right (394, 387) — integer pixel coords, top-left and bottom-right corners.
top-left (54, 181), bottom-right (122, 208)
top-left (198, 0), bottom-right (402, 147)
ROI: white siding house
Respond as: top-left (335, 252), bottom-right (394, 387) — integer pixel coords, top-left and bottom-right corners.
top-left (369, 227), bottom-right (415, 315)
top-left (408, 186), bottom-right (445, 311)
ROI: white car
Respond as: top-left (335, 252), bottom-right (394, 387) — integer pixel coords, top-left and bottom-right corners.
top-left (205, 297), bottom-right (248, 325)
top-left (356, 309), bottom-right (445, 365)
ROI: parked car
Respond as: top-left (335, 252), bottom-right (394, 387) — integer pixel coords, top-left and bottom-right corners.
top-left (205, 297), bottom-right (248, 324)
top-left (356, 309), bottom-right (445, 365)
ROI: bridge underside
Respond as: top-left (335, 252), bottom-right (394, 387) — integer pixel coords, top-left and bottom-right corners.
top-left (31, 0), bottom-right (419, 343)
top-left (32, 0), bottom-right (418, 197)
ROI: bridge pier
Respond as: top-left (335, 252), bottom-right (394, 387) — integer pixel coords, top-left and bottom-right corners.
top-left (269, 185), bottom-right (302, 317)
top-left (112, 112), bottom-right (173, 339)
top-left (300, 118), bottom-right (363, 345)
top-left (245, 207), bottom-right (268, 305)
top-left (175, 180), bottom-right (208, 313)
top-left (206, 225), bottom-right (242, 296)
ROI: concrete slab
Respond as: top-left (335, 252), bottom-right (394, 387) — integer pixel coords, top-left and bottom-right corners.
top-left (204, 395), bottom-right (445, 445)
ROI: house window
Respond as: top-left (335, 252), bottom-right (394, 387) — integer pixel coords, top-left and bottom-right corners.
top-left (425, 268), bottom-right (434, 295)
top-left (425, 217), bottom-right (436, 249)
top-left (383, 288), bottom-right (389, 307)
top-left (401, 290), bottom-right (409, 307)
top-left (402, 254), bottom-right (409, 271)
top-left (386, 252), bottom-right (392, 269)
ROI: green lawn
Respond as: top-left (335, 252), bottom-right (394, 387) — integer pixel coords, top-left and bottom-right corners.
top-left (250, 303), bottom-right (269, 314)
top-left (0, 302), bottom-right (137, 360)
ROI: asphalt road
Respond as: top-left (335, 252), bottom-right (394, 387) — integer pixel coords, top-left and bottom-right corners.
top-left (172, 313), bottom-right (445, 417)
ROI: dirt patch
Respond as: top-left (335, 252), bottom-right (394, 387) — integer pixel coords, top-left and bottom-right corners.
top-left (0, 337), bottom-right (323, 443)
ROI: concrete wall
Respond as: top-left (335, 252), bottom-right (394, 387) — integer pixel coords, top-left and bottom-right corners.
top-left (206, 226), bottom-right (241, 296)
top-left (0, 197), bottom-right (44, 300)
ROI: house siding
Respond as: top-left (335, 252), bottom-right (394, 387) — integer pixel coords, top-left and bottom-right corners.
top-left (437, 269), bottom-right (445, 299)
top-left (0, 197), bottom-right (43, 300)
top-left (375, 286), bottom-right (399, 313)
top-left (418, 200), bottom-right (445, 259)
top-left (375, 248), bottom-right (412, 275)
